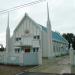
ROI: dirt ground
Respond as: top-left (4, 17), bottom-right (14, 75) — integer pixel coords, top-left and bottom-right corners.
top-left (0, 64), bottom-right (35, 75)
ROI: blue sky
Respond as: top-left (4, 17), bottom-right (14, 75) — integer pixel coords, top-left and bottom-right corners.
top-left (0, 0), bottom-right (75, 47)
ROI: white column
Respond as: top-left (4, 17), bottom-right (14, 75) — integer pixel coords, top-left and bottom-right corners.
top-left (70, 44), bottom-right (74, 66)
top-left (38, 48), bottom-right (42, 65)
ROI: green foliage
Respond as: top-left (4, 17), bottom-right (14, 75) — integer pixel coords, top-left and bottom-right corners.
top-left (62, 33), bottom-right (75, 50)
top-left (0, 48), bottom-right (5, 51)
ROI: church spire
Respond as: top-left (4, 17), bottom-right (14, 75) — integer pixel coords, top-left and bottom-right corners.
top-left (47, 2), bottom-right (54, 58)
top-left (6, 12), bottom-right (10, 53)
top-left (47, 3), bottom-right (50, 24)
top-left (47, 2), bottom-right (51, 29)
top-left (6, 12), bottom-right (10, 37)
top-left (7, 12), bottom-right (10, 29)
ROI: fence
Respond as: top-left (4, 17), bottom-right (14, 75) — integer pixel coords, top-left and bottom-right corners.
top-left (0, 52), bottom-right (39, 66)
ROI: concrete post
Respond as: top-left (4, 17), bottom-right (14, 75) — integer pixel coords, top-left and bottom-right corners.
top-left (38, 48), bottom-right (42, 65)
top-left (70, 44), bottom-right (75, 73)
top-left (70, 44), bottom-right (74, 66)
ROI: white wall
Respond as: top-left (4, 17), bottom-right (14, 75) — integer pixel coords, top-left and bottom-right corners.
top-left (42, 29), bottom-right (48, 58)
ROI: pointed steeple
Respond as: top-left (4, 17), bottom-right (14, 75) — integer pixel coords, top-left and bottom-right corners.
top-left (47, 2), bottom-right (54, 58)
top-left (47, 2), bottom-right (51, 30)
top-left (6, 12), bottom-right (10, 38)
top-left (7, 13), bottom-right (9, 26)
top-left (7, 12), bottom-right (10, 30)
top-left (47, 3), bottom-right (50, 24)
top-left (6, 12), bottom-right (10, 53)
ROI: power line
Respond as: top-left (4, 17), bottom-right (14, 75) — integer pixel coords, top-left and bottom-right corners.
top-left (0, 0), bottom-right (46, 14)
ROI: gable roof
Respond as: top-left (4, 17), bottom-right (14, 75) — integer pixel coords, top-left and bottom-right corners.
top-left (42, 26), bottom-right (68, 43)
top-left (14, 13), bottom-right (41, 33)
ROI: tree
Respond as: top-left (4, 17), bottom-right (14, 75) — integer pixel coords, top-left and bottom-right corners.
top-left (62, 33), bottom-right (75, 50)
top-left (72, 36), bottom-right (75, 50)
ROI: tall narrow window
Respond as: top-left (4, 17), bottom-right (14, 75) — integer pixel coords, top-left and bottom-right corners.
top-left (37, 35), bottom-right (40, 39)
top-left (33, 36), bottom-right (36, 39)
top-left (33, 35), bottom-right (40, 39)
top-left (33, 47), bottom-right (39, 52)
top-left (36, 48), bottom-right (39, 52)
top-left (16, 37), bottom-right (21, 41)
top-left (33, 48), bottom-right (35, 52)
top-left (15, 48), bottom-right (20, 53)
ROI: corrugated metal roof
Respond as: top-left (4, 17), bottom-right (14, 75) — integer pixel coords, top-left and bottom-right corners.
top-left (42, 26), bottom-right (68, 43)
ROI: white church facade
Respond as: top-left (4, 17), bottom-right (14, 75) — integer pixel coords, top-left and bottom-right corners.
top-left (0, 5), bottom-right (68, 66)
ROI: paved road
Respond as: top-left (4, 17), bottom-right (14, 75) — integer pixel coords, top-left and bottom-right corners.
top-left (16, 72), bottom-right (60, 75)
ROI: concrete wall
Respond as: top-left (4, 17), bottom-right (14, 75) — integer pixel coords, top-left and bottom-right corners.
top-left (23, 52), bottom-right (38, 65)
top-left (0, 52), bottom-right (39, 66)
top-left (0, 52), bottom-right (5, 63)
top-left (7, 55), bottom-right (19, 65)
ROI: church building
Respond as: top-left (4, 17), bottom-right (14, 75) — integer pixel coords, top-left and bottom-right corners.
top-left (0, 4), bottom-right (68, 66)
